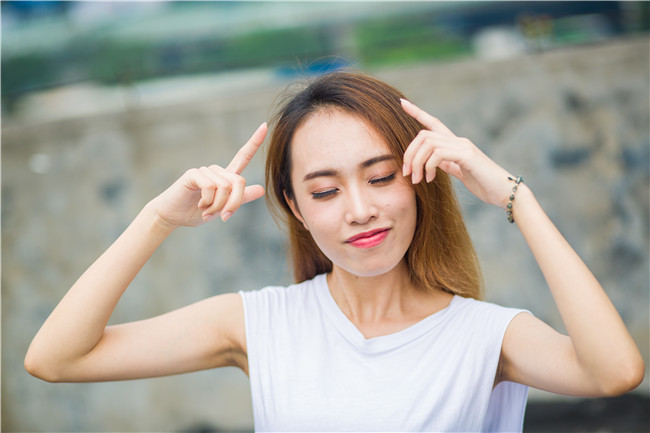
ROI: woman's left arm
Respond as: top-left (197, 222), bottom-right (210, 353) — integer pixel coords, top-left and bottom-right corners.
top-left (401, 99), bottom-right (645, 397)
top-left (497, 183), bottom-right (644, 396)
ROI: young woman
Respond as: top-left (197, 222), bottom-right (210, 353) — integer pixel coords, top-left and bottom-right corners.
top-left (25, 72), bottom-right (644, 432)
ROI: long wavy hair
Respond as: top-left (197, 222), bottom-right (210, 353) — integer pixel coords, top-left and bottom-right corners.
top-left (265, 71), bottom-right (483, 299)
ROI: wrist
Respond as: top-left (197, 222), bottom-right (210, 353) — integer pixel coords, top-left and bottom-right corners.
top-left (140, 202), bottom-right (179, 237)
top-left (504, 176), bottom-right (524, 223)
top-left (509, 183), bottom-right (535, 224)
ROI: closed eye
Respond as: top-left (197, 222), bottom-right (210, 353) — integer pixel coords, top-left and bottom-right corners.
top-left (312, 189), bottom-right (338, 200)
top-left (369, 172), bottom-right (396, 185)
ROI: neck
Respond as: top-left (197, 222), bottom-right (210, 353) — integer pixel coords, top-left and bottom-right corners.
top-left (326, 261), bottom-right (454, 339)
top-left (327, 261), bottom-right (420, 325)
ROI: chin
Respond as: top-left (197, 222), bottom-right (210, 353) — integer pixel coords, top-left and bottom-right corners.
top-left (335, 257), bottom-right (406, 279)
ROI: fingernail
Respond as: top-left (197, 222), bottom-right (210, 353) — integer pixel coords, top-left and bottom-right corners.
top-left (221, 211), bottom-right (233, 222)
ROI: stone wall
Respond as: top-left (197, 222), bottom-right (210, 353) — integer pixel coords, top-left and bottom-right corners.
top-left (3, 37), bottom-right (648, 432)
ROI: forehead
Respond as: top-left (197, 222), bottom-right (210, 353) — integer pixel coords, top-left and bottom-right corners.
top-left (291, 109), bottom-right (391, 169)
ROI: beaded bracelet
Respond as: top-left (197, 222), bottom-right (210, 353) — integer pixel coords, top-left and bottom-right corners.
top-left (506, 176), bottom-right (523, 223)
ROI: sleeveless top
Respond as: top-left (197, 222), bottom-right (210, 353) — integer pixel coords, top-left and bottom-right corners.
top-left (239, 274), bottom-right (529, 432)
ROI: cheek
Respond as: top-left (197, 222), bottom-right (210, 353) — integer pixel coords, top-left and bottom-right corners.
top-left (385, 184), bottom-right (417, 213)
top-left (299, 200), bottom-right (339, 235)
top-left (385, 188), bottom-right (418, 240)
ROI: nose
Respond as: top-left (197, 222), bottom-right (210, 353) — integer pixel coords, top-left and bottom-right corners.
top-left (344, 184), bottom-right (378, 225)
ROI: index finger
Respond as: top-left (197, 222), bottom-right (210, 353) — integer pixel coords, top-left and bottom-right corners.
top-left (400, 99), bottom-right (453, 135)
top-left (226, 122), bottom-right (268, 174)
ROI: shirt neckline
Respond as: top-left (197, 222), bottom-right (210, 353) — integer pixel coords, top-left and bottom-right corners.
top-left (313, 273), bottom-right (459, 354)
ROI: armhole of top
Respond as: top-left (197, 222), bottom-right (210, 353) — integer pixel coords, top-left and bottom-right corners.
top-left (238, 291), bottom-right (254, 377)
top-left (493, 310), bottom-right (531, 386)
top-left (484, 309), bottom-right (531, 432)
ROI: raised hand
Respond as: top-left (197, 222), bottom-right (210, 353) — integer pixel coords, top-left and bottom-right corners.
top-left (24, 126), bottom-right (268, 383)
top-left (400, 99), bottom-right (515, 209)
top-left (151, 122), bottom-right (267, 228)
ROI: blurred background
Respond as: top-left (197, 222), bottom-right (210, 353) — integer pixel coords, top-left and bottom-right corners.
top-left (2, 1), bottom-right (649, 432)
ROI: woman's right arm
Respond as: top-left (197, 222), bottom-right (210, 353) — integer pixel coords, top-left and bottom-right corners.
top-left (24, 123), bottom-right (267, 382)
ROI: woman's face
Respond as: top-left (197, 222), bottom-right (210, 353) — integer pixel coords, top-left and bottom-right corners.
top-left (287, 108), bottom-right (417, 278)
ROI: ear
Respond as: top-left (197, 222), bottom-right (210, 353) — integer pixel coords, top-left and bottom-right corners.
top-left (284, 190), bottom-right (309, 231)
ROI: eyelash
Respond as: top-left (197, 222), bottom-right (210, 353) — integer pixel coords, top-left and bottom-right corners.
top-left (370, 172), bottom-right (396, 185)
top-left (311, 172), bottom-right (396, 200)
top-left (311, 189), bottom-right (338, 200)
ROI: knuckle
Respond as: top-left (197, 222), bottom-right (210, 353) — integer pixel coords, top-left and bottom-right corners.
top-left (415, 149), bottom-right (429, 162)
top-left (198, 166), bottom-right (212, 177)
top-left (226, 200), bottom-right (242, 212)
top-left (208, 195), bottom-right (225, 209)
top-left (420, 134), bottom-right (435, 145)
top-left (423, 138), bottom-right (435, 149)
top-left (216, 178), bottom-right (232, 192)
top-left (241, 150), bottom-right (254, 161)
top-left (233, 176), bottom-right (246, 189)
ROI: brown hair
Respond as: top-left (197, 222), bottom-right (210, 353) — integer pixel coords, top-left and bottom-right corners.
top-left (265, 71), bottom-right (483, 299)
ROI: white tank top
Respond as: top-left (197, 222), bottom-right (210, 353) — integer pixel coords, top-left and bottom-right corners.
top-left (240, 274), bottom-right (529, 432)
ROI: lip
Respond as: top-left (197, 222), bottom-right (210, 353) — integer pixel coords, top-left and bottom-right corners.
top-left (345, 228), bottom-right (390, 249)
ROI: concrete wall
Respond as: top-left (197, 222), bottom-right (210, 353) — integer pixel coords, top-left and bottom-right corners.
top-left (3, 37), bottom-right (648, 432)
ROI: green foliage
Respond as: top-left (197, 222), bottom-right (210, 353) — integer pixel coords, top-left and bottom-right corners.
top-left (1, 53), bottom-right (53, 95)
top-left (356, 15), bottom-right (471, 66)
top-left (220, 27), bottom-right (330, 69)
top-left (1, 25), bottom-right (337, 103)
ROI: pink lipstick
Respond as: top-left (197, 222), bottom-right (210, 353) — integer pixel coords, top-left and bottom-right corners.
top-left (346, 228), bottom-right (390, 249)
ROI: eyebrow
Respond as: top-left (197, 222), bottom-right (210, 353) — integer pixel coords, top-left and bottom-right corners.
top-left (303, 154), bottom-right (396, 181)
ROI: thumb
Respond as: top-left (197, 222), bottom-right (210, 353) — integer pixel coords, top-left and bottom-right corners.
top-left (242, 184), bottom-right (265, 204)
